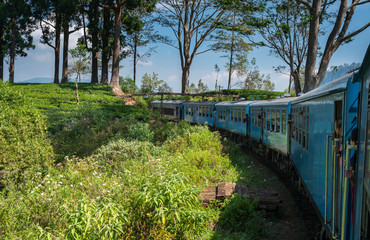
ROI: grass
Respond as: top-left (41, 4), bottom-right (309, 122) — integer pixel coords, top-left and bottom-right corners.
top-left (1, 82), bottom-right (272, 239)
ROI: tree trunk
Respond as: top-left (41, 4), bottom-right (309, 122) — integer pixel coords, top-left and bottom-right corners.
top-left (288, 74), bottom-right (292, 93)
top-left (133, 34), bottom-right (138, 85)
top-left (54, 16), bottom-right (61, 84)
top-left (109, 4), bottom-right (122, 90)
top-left (61, 23), bottom-right (69, 83)
top-left (75, 75), bottom-right (79, 105)
top-left (91, 0), bottom-right (99, 83)
top-left (0, 24), bottom-right (3, 81)
top-left (181, 64), bottom-right (190, 94)
top-left (9, 18), bottom-right (16, 83)
top-left (228, 37), bottom-right (234, 90)
top-left (303, 0), bottom-right (321, 93)
top-left (101, 0), bottom-right (110, 84)
top-left (292, 70), bottom-right (302, 95)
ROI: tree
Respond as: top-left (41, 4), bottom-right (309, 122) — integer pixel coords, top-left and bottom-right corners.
top-left (100, 0), bottom-right (114, 84)
top-left (189, 79), bottom-right (209, 93)
top-left (101, 0), bottom-right (157, 93)
top-left (140, 72), bottom-right (170, 93)
top-left (125, 8), bottom-right (157, 85)
top-left (214, 64), bottom-right (220, 90)
top-left (257, 0), bottom-right (308, 95)
top-left (35, 0), bottom-right (63, 83)
top-left (156, 0), bottom-right (226, 93)
top-left (294, 0), bottom-right (370, 92)
top-left (238, 58), bottom-right (275, 91)
top-left (0, 0), bottom-right (8, 80)
top-left (6, 0), bottom-right (35, 83)
top-left (61, 0), bottom-right (81, 83)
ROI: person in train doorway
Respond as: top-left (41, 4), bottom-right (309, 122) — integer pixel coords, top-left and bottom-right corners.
top-left (333, 119), bottom-right (342, 233)
top-left (345, 127), bottom-right (358, 222)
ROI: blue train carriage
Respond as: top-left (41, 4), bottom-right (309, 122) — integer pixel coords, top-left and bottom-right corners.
top-left (151, 100), bottom-right (186, 121)
top-left (248, 97), bottom-right (295, 155)
top-left (183, 101), bottom-right (216, 126)
top-left (352, 44), bottom-right (370, 240)
top-left (290, 71), bottom-right (359, 239)
top-left (214, 100), bottom-right (253, 135)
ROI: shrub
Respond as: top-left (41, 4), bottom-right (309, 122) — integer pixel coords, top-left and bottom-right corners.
top-left (0, 82), bottom-right (54, 172)
top-left (215, 194), bottom-right (266, 238)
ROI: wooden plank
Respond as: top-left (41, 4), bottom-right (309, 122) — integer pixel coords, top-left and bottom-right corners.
top-left (198, 187), bottom-right (217, 203)
top-left (217, 182), bottom-right (236, 199)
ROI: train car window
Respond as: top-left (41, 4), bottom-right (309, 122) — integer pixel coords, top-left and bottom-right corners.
top-left (235, 108), bottom-right (238, 122)
top-left (298, 107), bottom-right (302, 144)
top-left (276, 109), bottom-right (280, 132)
top-left (266, 109), bottom-right (270, 130)
top-left (231, 108), bottom-right (234, 121)
top-left (239, 109), bottom-right (242, 122)
top-left (282, 109), bottom-right (286, 135)
top-left (242, 109), bottom-right (245, 122)
top-left (306, 106), bottom-right (309, 150)
top-left (210, 107), bottom-right (213, 117)
top-left (271, 109), bottom-right (275, 131)
top-left (207, 107), bottom-right (209, 117)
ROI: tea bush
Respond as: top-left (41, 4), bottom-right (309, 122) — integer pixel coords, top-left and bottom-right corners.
top-left (0, 82), bottom-right (54, 172)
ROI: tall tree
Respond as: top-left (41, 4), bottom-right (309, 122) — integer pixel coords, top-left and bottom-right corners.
top-left (7, 0), bottom-right (35, 83)
top-left (0, 0), bottom-right (8, 80)
top-left (101, 0), bottom-right (157, 93)
top-left (295, 0), bottom-right (370, 92)
top-left (61, 0), bottom-right (81, 83)
top-left (35, 0), bottom-right (63, 83)
top-left (156, 0), bottom-right (226, 93)
top-left (100, 0), bottom-right (114, 84)
top-left (257, 0), bottom-right (309, 95)
top-left (125, 11), bottom-right (156, 85)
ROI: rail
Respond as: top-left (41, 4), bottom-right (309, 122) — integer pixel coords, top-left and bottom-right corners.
top-left (122, 92), bottom-right (239, 98)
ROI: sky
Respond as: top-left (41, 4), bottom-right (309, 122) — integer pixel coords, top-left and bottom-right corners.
top-left (4, 3), bottom-right (370, 92)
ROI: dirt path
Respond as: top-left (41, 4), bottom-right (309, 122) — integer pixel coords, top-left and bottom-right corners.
top-left (248, 154), bottom-right (317, 240)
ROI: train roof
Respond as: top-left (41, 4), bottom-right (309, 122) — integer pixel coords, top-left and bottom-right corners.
top-left (249, 97), bottom-right (296, 107)
top-left (182, 101), bottom-right (216, 106)
top-left (292, 72), bottom-right (355, 104)
top-left (356, 44), bottom-right (370, 81)
top-left (215, 100), bottom-right (254, 107)
top-left (151, 100), bottom-right (186, 105)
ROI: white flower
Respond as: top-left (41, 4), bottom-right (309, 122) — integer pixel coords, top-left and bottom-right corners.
top-left (41, 193), bottom-right (44, 196)
top-left (31, 191), bottom-right (34, 194)
top-left (47, 181), bottom-right (50, 184)
top-left (70, 184), bottom-right (73, 188)
top-left (103, 183), bottom-right (106, 186)
top-left (59, 175), bottom-right (64, 178)
top-left (58, 182), bottom-right (62, 185)
top-left (79, 182), bottom-right (83, 186)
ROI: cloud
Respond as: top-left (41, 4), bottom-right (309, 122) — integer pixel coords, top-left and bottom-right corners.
top-left (32, 52), bottom-right (53, 62)
top-left (138, 60), bottom-right (154, 67)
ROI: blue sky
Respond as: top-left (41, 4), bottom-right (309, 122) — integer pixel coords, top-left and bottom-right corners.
top-left (4, 3), bottom-right (370, 92)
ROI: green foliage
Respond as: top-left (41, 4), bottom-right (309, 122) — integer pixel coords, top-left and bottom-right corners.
top-left (189, 79), bottom-right (209, 93)
top-left (119, 76), bottom-right (137, 93)
top-left (207, 88), bottom-right (286, 100)
top-left (0, 81), bottom-right (54, 172)
top-left (140, 72), bottom-right (172, 93)
top-left (214, 195), bottom-right (266, 239)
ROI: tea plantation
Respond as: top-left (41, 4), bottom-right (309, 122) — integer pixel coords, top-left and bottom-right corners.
top-left (0, 82), bottom-right (270, 239)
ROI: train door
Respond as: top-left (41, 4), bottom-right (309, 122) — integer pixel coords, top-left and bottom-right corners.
top-left (258, 108), bottom-right (264, 141)
top-left (360, 86), bottom-right (370, 239)
top-left (332, 100), bottom-right (343, 237)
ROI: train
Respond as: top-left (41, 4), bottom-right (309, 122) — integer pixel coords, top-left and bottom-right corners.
top-left (151, 44), bottom-right (370, 240)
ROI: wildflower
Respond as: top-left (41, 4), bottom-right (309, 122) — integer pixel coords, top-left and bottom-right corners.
top-left (58, 182), bottom-right (62, 185)
top-left (31, 191), bottom-right (34, 194)
top-left (70, 184), bottom-right (73, 188)
top-left (41, 193), bottom-right (44, 196)
top-left (47, 181), bottom-right (50, 184)
top-left (79, 182), bottom-right (83, 186)
top-left (59, 175), bottom-right (64, 178)
top-left (103, 183), bottom-right (106, 186)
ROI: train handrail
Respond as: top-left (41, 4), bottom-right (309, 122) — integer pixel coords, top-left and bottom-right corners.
top-left (341, 143), bottom-right (357, 240)
top-left (326, 135), bottom-right (333, 224)
top-left (332, 137), bottom-right (342, 239)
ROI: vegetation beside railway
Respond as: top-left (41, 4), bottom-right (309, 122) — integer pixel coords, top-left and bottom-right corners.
top-left (1, 82), bottom-right (296, 239)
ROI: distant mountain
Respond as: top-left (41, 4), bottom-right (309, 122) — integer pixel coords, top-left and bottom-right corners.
top-left (321, 62), bottom-right (361, 85)
top-left (17, 77), bottom-right (90, 83)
